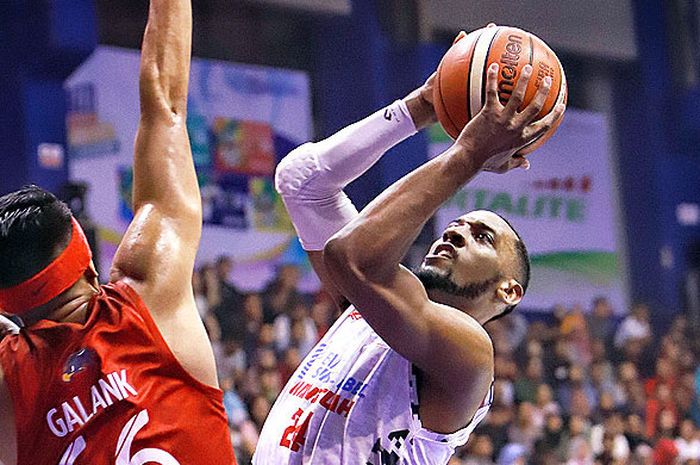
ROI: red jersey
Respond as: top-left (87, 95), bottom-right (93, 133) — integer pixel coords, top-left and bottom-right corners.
top-left (0, 282), bottom-right (236, 465)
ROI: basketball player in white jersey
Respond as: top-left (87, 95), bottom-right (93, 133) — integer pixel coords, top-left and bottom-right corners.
top-left (253, 46), bottom-right (565, 464)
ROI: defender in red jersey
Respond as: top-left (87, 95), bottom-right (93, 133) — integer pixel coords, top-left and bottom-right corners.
top-left (0, 2), bottom-right (236, 465)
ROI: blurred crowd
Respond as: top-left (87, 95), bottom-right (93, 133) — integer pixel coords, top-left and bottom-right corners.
top-left (450, 300), bottom-right (700, 465)
top-left (199, 257), bottom-right (700, 465)
top-left (193, 257), bottom-right (340, 464)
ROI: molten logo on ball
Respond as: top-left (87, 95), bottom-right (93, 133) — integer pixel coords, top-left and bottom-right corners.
top-left (433, 25), bottom-right (567, 153)
top-left (498, 34), bottom-right (523, 105)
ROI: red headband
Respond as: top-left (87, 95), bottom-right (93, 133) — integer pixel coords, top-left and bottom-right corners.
top-left (0, 218), bottom-right (92, 315)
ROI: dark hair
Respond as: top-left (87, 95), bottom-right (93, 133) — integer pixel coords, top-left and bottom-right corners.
top-left (0, 185), bottom-right (73, 288)
top-left (490, 214), bottom-right (531, 320)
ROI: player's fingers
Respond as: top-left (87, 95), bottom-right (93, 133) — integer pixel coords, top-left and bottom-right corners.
top-left (525, 103), bottom-right (565, 140)
top-left (504, 64), bottom-right (533, 116)
top-left (518, 76), bottom-right (553, 124)
top-left (453, 31), bottom-right (467, 44)
top-left (486, 23), bottom-right (497, 28)
top-left (486, 156), bottom-right (520, 174)
top-left (514, 155), bottom-right (531, 171)
top-left (484, 63), bottom-right (502, 109)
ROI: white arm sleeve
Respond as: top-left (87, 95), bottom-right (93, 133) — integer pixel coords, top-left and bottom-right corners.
top-left (275, 99), bottom-right (417, 251)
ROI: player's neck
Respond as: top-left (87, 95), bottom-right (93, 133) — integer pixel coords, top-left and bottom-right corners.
top-left (427, 289), bottom-right (493, 325)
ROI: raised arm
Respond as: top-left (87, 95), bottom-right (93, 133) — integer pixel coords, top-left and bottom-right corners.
top-left (110, 0), bottom-right (197, 303)
top-left (275, 88), bottom-right (433, 309)
top-left (109, 1), bottom-right (218, 387)
top-left (323, 65), bottom-right (564, 420)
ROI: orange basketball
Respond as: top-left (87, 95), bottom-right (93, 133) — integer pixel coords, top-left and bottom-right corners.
top-left (433, 25), bottom-right (567, 154)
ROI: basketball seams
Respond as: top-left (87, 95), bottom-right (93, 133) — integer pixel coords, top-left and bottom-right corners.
top-left (436, 68), bottom-right (461, 139)
top-left (469, 26), bottom-right (499, 121)
top-left (480, 29), bottom-right (499, 111)
top-left (465, 29), bottom-right (485, 120)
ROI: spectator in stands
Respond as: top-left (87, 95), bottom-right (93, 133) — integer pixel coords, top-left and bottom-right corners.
top-left (212, 255), bottom-right (246, 341)
top-left (646, 383), bottom-right (679, 439)
top-left (278, 347), bottom-right (302, 384)
top-left (216, 338), bottom-right (247, 380)
top-left (514, 357), bottom-right (545, 403)
top-left (480, 387), bottom-right (514, 458)
top-left (653, 436), bottom-right (679, 465)
top-left (614, 302), bottom-right (652, 351)
top-left (532, 383), bottom-right (560, 431)
top-left (508, 402), bottom-right (541, 452)
top-left (545, 337), bottom-right (573, 391)
top-left (495, 312), bottom-right (529, 356)
top-left (562, 415), bottom-right (591, 458)
top-left (533, 413), bottom-right (567, 465)
top-left (242, 293), bottom-right (264, 359)
top-left (288, 318), bottom-right (317, 357)
top-left (567, 436), bottom-right (594, 465)
top-left (624, 413), bottom-right (650, 454)
top-left (249, 395), bottom-right (272, 432)
top-left (590, 412), bottom-right (630, 463)
top-left (676, 418), bottom-right (700, 463)
top-left (259, 367), bottom-right (282, 405)
top-left (645, 357), bottom-right (679, 397)
top-left (497, 443), bottom-right (527, 465)
top-left (310, 296), bottom-right (336, 337)
top-left (587, 297), bottom-right (616, 353)
top-left (562, 304), bottom-right (592, 367)
top-left (461, 434), bottom-right (497, 465)
top-left (272, 299), bottom-right (317, 355)
top-left (262, 264), bottom-right (301, 324)
top-left (594, 391), bottom-right (617, 423)
top-left (591, 361), bottom-right (618, 405)
top-left (559, 365), bottom-right (597, 415)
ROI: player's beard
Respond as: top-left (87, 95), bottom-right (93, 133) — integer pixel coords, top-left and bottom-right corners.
top-left (413, 265), bottom-right (501, 300)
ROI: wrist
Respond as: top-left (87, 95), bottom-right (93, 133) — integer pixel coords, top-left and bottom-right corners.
top-left (454, 131), bottom-right (494, 169)
top-left (447, 141), bottom-right (486, 177)
top-left (403, 91), bottom-right (437, 130)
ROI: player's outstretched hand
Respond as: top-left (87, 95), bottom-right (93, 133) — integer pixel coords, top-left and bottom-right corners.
top-left (455, 62), bottom-right (565, 174)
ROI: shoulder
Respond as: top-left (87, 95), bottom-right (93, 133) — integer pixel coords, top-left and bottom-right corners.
top-left (439, 303), bottom-right (494, 364)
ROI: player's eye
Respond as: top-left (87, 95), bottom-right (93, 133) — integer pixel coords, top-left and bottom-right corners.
top-left (474, 231), bottom-right (494, 245)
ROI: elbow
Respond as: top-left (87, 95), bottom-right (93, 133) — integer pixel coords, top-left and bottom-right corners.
top-left (323, 235), bottom-right (363, 282)
top-left (139, 69), bottom-right (187, 122)
top-left (323, 235), bottom-right (350, 274)
top-left (324, 234), bottom-right (386, 284)
top-left (274, 142), bottom-right (317, 198)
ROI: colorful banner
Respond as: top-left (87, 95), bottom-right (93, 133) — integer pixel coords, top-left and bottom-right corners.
top-left (65, 46), bottom-right (316, 291)
top-left (429, 110), bottom-right (629, 313)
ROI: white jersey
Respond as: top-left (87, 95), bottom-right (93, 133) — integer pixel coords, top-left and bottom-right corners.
top-left (253, 306), bottom-right (493, 465)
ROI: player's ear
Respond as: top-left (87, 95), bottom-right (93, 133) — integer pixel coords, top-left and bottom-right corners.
top-left (495, 279), bottom-right (523, 307)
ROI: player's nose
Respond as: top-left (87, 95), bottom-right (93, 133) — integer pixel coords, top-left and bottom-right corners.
top-left (442, 228), bottom-right (466, 248)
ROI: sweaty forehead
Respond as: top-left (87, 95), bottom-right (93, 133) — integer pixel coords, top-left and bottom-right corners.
top-left (455, 210), bottom-right (519, 240)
